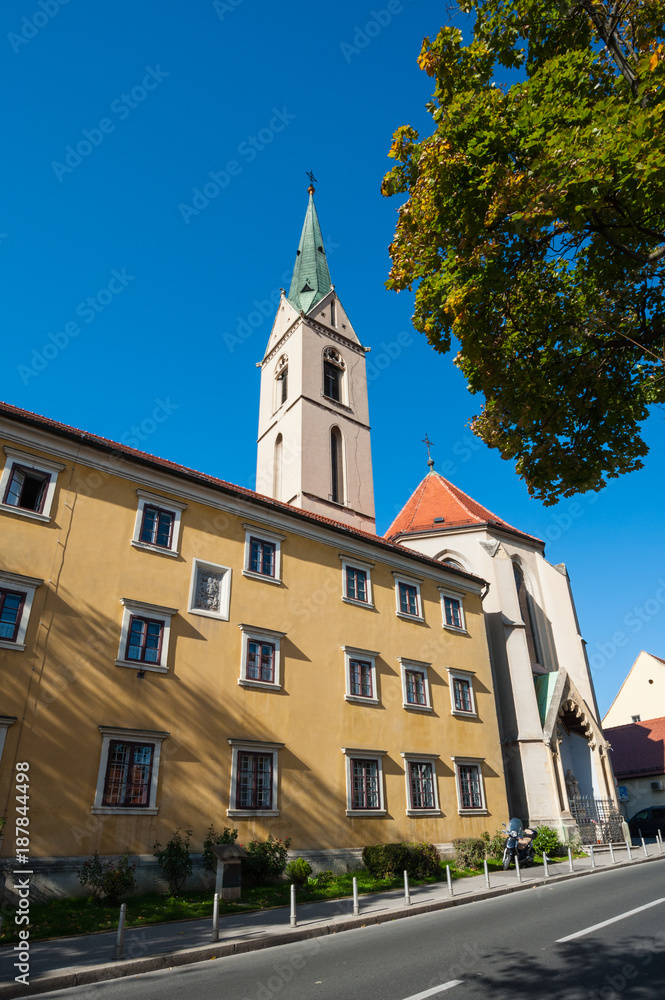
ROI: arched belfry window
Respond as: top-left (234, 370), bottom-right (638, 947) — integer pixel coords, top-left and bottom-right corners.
top-left (323, 347), bottom-right (345, 403)
top-left (330, 426), bottom-right (344, 504)
top-left (275, 355), bottom-right (288, 408)
top-left (273, 434), bottom-right (283, 501)
top-left (513, 563), bottom-right (542, 667)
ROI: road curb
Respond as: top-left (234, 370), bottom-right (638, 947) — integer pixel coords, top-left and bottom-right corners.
top-left (2, 852), bottom-right (663, 998)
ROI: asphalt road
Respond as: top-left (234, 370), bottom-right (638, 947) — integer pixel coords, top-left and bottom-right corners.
top-left (33, 864), bottom-right (665, 1000)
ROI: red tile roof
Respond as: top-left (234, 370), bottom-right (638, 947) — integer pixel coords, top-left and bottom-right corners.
top-left (0, 400), bottom-right (487, 586)
top-left (605, 717), bottom-right (665, 778)
top-left (384, 471), bottom-right (543, 546)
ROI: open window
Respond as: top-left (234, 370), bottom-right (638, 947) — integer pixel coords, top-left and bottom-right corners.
top-left (0, 448), bottom-right (64, 521)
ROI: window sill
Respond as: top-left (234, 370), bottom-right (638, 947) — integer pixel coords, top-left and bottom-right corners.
top-left (451, 709), bottom-right (477, 719)
top-left (238, 678), bottom-right (281, 691)
top-left (91, 806), bottom-right (158, 815)
top-left (403, 702), bottom-right (432, 712)
top-left (115, 659), bottom-right (168, 674)
top-left (406, 809), bottom-right (442, 817)
top-left (188, 607), bottom-right (230, 621)
top-left (396, 612), bottom-right (425, 624)
top-left (345, 694), bottom-right (379, 706)
top-left (342, 596), bottom-right (374, 609)
top-left (0, 503), bottom-right (50, 523)
top-left (345, 809), bottom-right (386, 817)
top-left (131, 540), bottom-right (179, 558)
top-left (242, 569), bottom-right (282, 585)
top-left (0, 640), bottom-right (26, 651)
top-left (227, 809), bottom-right (279, 818)
top-left (458, 808), bottom-right (488, 816)
top-left (443, 624), bottom-right (468, 635)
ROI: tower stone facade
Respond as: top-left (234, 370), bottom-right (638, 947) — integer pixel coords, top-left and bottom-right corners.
top-left (256, 188), bottom-right (375, 532)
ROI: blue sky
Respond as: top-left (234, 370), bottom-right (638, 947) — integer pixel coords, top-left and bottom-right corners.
top-left (3, 0), bottom-right (664, 716)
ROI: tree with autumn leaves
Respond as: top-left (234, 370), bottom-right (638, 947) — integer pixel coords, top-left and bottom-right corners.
top-left (383, 1), bottom-right (665, 504)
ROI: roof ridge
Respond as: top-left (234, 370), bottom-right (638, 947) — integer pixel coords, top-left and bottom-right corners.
top-left (0, 399), bottom-right (488, 588)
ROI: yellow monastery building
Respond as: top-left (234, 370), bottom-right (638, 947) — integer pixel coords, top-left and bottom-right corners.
top-left (0, 189), bottom-right (511, 893)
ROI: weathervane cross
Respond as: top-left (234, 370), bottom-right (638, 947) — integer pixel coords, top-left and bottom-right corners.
top-left (422, 433), bottom-right (435, 469)
top-left (306, 170), bottom-right (317, 185)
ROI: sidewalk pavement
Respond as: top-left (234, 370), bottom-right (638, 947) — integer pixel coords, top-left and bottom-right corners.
top-left (1, 842), bottom-right (664, 998)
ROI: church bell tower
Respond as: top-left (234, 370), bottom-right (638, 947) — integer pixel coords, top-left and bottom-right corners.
top-left (256, 185), bottom-right (376, 532)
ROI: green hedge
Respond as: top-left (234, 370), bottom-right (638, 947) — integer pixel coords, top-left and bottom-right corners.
top-left (362, 842), bottom-right (440, 879)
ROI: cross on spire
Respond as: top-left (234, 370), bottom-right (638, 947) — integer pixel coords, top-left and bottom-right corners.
top-left (422, 434), bottom-right (435, 471)
top-left (306, 170), bottom-right (317, 194)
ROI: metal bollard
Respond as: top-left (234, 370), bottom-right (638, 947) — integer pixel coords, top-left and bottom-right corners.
top-left (290, 884), bottom-right (297, 927)
top-left (626, 840), bottom-right (633, 861)
top-left (641, 837), bottom-right (648, 858)
top-left (515, 854), bottom-right (522, 882)
top-left (589, 845), bottom-right (595, 869)
top-left (568, 846), bottom-right (574, 872)
top-left (484, 859), bottom-right (490, 889)
top-left (211, 892), bottom-right (219, 942)
top-left (446, 864), bottom-right (454, 897)
top-left (542, 852), bottom-right (549, 878)
top-left (404, 870), bottom-right (411, 906)
top-left (609, 841), bottom-right (615, 863)
top-left (352, 876), bottom-right (359, 916)
top-left (114, 903), bottom-right (126, 961)
top-left (658, 836), bottom-right (663, 855)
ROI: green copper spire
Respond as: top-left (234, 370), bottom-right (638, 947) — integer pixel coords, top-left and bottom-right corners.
top-left (287, 185), bottom-right (332, 313)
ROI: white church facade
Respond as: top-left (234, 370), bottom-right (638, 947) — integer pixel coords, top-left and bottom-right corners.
top-left (384, 471), bottom-right (619, 839)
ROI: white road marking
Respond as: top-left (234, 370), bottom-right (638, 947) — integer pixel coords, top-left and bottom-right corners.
top-left (401, 981), bottom-right (464, 1000)
top-left (557, 897), bottom-right (665, 942)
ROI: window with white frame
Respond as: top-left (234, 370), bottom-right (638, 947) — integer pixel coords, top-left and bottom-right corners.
top-left (0, 448), bottom-right (64, 521)
top-left (393, 572), bottom-right (424, 621)
top-left (0, 571), bottom-right (43, 651)
top-left (116, 599), bottom-right (176, 673)
top-left (401, 753), bottom-right (441, 815)
top-left (342, 646), bottom-right (379, 704)
top-left (439, 589), bottom-right (466, 632)
top-left (447, 668), bottom-right (477, 716)
top-left (399, 658), bottom-right (432, 711)
top-left (238, 624), bottom-right (284, 689)
top-left (340, 555), bottom-right (373, 607)
top-left (452, 757), bottom-right (487, 813)
top-left (243, 524), bottom-right (284, 583)
top-left (0, 716), bottom-right (16, 769)
top-left (132, 491), bottom-right (186, 556)
top-left (188, 559), bottom-right (232, 620)
top-left (92, 725), bottom-right (169, 815)
top-left (227, 738), bottom-right (283, 817)
top-left (342, 747), bottom-right (386, 815)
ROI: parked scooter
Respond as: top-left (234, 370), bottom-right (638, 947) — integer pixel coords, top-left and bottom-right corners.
top-left (501, 817), bottom-right (537, 870)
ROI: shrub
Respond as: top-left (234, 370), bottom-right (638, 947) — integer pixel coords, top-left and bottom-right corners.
top-left (242, 835), bottom-right (291, 884)
top-left (406, 842), bottom-right (440, 879)
top-left (285, 857), bottom-right (313, 885)
top-left (307, 868), bottom-right (335, 887)
top-left (202, 825), bottom-right (239, 873)
top-left (363, 842), bottom-right (440, 879)
top-left (453, 837), bottom-right (486, 870)
top-left (153, 828), bottom-right (193, 895)
top-left (533, 826), bottom-right (564, 857)
top-left (363, 843), bottom-right (410, 878)
top-left (77, 853), bottom-right (136, 906)
top-left (481, 829), bottom-right (506, 861)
